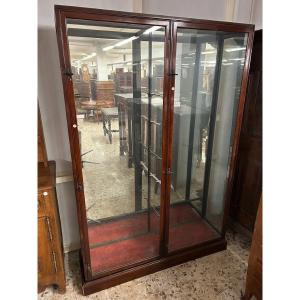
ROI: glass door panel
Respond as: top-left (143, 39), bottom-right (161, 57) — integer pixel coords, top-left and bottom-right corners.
top-left (168, 27), bottom-right (248, 252)
top-left (66, 19), bottom-right (165, 275)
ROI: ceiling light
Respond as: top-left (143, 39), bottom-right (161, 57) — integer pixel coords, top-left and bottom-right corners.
top-left (225, 47), bottom-right (246, 52)
top-left (115, 36), bottom-right (138, 47)
top-left (103, 45), bottom-right (115, 51)
top-left (143, 26), bottom-right (162, 35)
top-left (103, 36), bottom-right (139, 52)
top-left (229, 58), bottom-right (245, 61)
top-left (81, 52), bottom-right (96, 61)
top-left (202, 50), bottom-right (216, 54)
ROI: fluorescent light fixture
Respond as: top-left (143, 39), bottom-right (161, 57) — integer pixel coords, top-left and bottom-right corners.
top-left (103, 45), bottom-right (115, 51)
top-left (115, 36), bottom-right (138, 47)
top-left (202, 50), bottom-right (216, 54)
top-left (225, 47), bottom-right (246, 52)
top-left (229, 58), bottom-right (245, 61)
top-left (201, 60), bottom-right (216, 64)
top-left (81, 52), bottom-right (96, 61)
top-left (143, 26), bottom-right (162, 35)
top-left (103, 35), bottom-right (139, 52)
top-left (222, 62), bottom-right (233, 66)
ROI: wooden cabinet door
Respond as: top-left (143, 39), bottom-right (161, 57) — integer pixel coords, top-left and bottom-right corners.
top-left (38, 217), bottom-right (57, 280)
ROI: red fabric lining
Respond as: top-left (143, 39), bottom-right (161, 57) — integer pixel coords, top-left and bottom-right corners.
top-left (88, 203), bottom-right (218, 274)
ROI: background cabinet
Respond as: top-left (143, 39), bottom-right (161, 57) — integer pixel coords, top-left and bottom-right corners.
top-left (38, 110), bottom-right (66, 293)
top-left (38, 162), bottom-right (66, 293)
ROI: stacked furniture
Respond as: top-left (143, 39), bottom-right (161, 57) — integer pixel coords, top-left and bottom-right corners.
top-left (115, 70), bottom-right (133, 93)
top-left (38, 108), bottom-right (66, 293)
top-left (95, 80), bottom-right (115, 108)
top-left (73, 80), bottom-right (91, 99)
top-left (94, 80), bottom-right (116, 122)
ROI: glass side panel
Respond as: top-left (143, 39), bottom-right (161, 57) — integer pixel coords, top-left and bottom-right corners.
top-left (66, 19), bottom-right (165, 275)
top-left (169, 27), bottom-right (247, 252)
top-left (205, 35), bottom-right (248, 232)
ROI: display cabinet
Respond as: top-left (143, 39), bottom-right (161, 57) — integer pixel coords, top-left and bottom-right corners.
top-left (55, 5), bottom-right (254, 295)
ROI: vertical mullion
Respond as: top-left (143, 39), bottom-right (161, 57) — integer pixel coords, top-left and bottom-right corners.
top-left (159, 20), bottom-right (175, 256)
top-left (185, 38), bottom-right (202, 201)
top-left (147, 33), bottom-right (153, 231)
top-left (132, 38), bottom-right (142, 212)
top-left (202, 34), bottom-right (224, 218)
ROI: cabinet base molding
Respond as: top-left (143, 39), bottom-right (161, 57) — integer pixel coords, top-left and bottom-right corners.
top-left (82, 238), bottom-right (226, 295)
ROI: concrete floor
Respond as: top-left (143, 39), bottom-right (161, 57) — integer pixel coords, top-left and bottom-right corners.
top-left (38, 228), bottom-right (251, 299)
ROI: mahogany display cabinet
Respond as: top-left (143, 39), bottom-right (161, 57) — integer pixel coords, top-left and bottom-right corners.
top-left (55, 5), bottom-right (254, 295)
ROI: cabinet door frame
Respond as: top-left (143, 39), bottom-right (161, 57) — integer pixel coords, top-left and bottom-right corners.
top-left (55, 5), bottom-right (254, 283)
top-left (167, 21), bottom-right (254, 244)
top-left (55, 5), bottom-right (172, 281)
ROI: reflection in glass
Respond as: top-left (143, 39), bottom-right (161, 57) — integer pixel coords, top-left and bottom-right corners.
top-left (169, 28), bottom-right (247, 252)
top-left (66, 20), bottom-right (165, 274)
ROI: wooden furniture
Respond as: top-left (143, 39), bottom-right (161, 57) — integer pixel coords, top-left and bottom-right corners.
top-left (115, 71), bottom-right (132, 93)
top-left (230, 30), bottom-right (262, 231)
top-left (243, 197), bottom-right (262, 300)
top-left (38, 161), bottom-right (66, 293)
top-left (55, 5), bottom-right (254, 295)
top-left (95, 80), bottom-right (115, 106)
top-left (101, 107), bottom-right (119, 144)
top-left (38, 107), bottom-right (48, 167)
top-left (73, 80), bottom-right (91, 99)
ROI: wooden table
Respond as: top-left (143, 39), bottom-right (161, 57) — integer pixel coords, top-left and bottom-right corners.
top-left (101, 107), bottom-right (119, 144)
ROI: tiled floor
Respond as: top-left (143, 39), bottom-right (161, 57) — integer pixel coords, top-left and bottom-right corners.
top-left (41, 119), bottom-right (251, 299)
top-left (38, 229), bottom-right (251, 300)
top-left (79, 118), bottom-right (204, 222)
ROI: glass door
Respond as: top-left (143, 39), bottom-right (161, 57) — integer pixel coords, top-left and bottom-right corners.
top-left (168, 25), bottom-right (248, 252)
top-left (65, 18), bottom-right (168, 276)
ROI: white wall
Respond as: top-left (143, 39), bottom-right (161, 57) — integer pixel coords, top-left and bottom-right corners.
top-left (38, 0), bottom-right (262, 252)
top-left (142, 0), bottom-right (262, 28)
top-left (142, 0), bottom-right (226, 21)
top-left (38, 0), bottom-right (135, 251)
top-left (251, 0), bottom-right (262, 30)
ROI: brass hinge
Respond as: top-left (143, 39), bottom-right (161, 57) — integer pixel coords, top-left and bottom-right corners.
top-left (64, 69), bottom-right (73, 77)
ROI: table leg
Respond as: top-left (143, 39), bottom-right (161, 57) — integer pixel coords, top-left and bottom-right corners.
top-left (103, 117), bottom-right (106, 136)
top-left (108, 118), bottom-right (112, 144)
